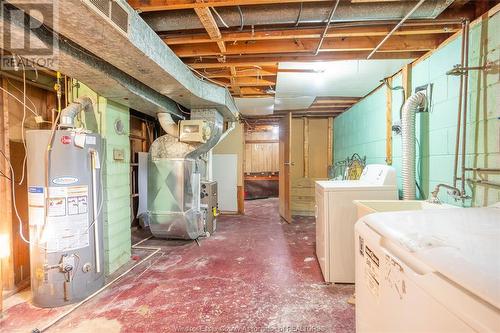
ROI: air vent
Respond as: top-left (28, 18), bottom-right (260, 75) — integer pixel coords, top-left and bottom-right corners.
top-left (88, 0), bottom-right (109, 16)
top-left (86, 0), bottom-right (129, 35)
top-left (111, 1), bottom-right (128, 34)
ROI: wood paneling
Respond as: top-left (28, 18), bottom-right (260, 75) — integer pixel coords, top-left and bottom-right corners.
top-left (0, 75), bottom-right (58, 291)
top-left (244, 125), bottom-right (279, 173)
top-left (0, 77), bottom-right (14, 291)
top-left (290, 118), bottom-right (330, 215)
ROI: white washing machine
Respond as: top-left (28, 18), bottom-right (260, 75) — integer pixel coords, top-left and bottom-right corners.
top-left (315, 164), bottom-right (398, 283)
top-left (355, 207), bottom-right (500, 332)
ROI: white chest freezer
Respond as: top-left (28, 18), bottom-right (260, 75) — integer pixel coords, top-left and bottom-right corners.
top-left (355, 207), bottom-right (500, 332)
top-left (315, 164), bottom-right (398, 283)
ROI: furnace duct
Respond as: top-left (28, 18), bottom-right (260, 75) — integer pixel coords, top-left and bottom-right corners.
top-left (147, 110), bottom-right (223, 240)
top-left (401, 91), bottom-right (427, 200)
top-left (158, 112), bottom-right (179, 138)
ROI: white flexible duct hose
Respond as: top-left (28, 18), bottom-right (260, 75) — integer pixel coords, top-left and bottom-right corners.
top-left (401, 91), bottom-right (426, 200)
top-left (158, 112), bottom-right (179, 138)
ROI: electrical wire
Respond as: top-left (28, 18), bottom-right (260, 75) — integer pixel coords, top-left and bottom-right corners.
top-left (0, 150), bottom-right (30, 244)
top-left (210, 7), bottom-right (229, 28)
top-left (0, 86), bottom-right (38, 116)
top-left (295, 2), bottom-right (303, 27)
top-left (237, 6), bottom-right (244, 31)
top-left (176, 103), bottom-right (191, 115)
top-left (7, 79), bottom-right (38, 115)
top-left (0, 170), bottom-right (11, 180)
top-left (18, 58), bottom-right (28, 186)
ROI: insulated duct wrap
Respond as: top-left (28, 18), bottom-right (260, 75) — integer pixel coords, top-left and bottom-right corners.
top-left (401, 91), bottom-right (427, 200)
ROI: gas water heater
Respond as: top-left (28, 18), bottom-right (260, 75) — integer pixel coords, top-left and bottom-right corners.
top-left (25, 97), bottom-right (104, 308)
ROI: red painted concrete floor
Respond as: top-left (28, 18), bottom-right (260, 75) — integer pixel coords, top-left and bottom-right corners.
top-left (1, 198), bottom-right (354, 333)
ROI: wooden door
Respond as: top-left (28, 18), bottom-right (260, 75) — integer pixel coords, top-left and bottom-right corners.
top-left (279, 113), bottom-right (292, 222)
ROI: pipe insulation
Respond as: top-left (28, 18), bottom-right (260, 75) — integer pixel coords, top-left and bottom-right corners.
top-left (60, 96), bottom-right (95, 128)
top-left (401, 91), bottom-right (427, 200)
top-left (158, 113), bottom-right (179, 138)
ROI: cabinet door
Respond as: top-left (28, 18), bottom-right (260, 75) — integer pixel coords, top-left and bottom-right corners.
top-left (315, 187), bottom-right (328, 281)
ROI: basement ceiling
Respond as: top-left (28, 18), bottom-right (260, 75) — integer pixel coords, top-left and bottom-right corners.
top-left (127, 0), bottom-right (489, 118)
top-left (276, 59), bottom-right (412, 98)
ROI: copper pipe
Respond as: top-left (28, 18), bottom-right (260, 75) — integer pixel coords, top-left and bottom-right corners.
top-left (453, 20), bottom-right (467, 188)
top-left (465, 168), bottom-right (500, 173)
top-left (460, 19), bottom-right (470, 197)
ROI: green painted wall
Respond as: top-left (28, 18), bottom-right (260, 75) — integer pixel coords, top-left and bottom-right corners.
top-left (72, 83), bottom-right (131, 274)
top-left (334, 86), bottom-right (388, 166)
top-left (334, 12), bottom-right (499, 207)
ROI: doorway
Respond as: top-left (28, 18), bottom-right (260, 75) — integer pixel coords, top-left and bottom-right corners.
top-left (244, 123), bottom-right (280, 200)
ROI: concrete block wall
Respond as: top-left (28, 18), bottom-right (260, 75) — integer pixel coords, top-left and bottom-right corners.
top-left (72, 82), bottom-right (132, 274)
top-left (334, 11), bottom-right (499, 207)
top-left (333, 87), bottom-right (387, 166)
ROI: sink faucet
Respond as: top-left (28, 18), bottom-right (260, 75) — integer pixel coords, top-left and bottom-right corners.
top-left (428, 184), bottom-right (462, 204)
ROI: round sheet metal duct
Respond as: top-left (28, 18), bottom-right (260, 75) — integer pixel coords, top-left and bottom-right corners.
top-left (143, 1), bottom-right (454, 32)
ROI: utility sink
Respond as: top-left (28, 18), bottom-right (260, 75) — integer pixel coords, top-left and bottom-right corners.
top-left (354, 200), bottom-right (458, 220)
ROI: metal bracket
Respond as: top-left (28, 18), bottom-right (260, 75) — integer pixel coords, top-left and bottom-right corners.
top-left (414, 83), bottom-right (432, 113)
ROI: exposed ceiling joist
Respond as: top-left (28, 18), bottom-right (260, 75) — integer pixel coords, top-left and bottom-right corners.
top-left (193, 2), bottom-right (226, 54)
top-left (129, 0), bottom-right (327, 11)
top-left (171, 35), bottom-right (444, 57)
top-left (230, 66), bottom-right (241, 96)
top-left (203, 67), bottom-right (278, 78)
top-left (187, 50), bottom-right (426, 68)
top-left (314, 97), bottom-right (361, 104)
top-left (164, 24), bottom-right (459, 45)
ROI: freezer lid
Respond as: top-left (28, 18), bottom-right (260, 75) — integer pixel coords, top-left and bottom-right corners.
top-left (362, 207), bottom-right (500, 309)
top-left (316, 180), bottom-right (397, 192)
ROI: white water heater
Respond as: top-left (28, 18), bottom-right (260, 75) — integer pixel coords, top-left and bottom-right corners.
top-left (26, 129), bottom-right (104, 308)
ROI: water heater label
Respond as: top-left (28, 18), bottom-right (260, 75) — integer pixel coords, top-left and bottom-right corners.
top-left (27, 186), bottom-right (91, 251)
top-left (28, 186), bottom-right (45, 227)
top-left (44, 185), bottom-right (90, 253)
top-left (52, 177), bottom-right (79, 185)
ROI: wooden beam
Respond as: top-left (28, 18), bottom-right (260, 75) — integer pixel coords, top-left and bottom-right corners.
top-left (238, 87), bottom-right (272, 96)
top-left (229, 67), bottom-right (241, 96)
top-left (314, 97), bottom-right (361, 104)
top-left (275, 108), bottom-right (346, 114)
top-left (309, 104), bottom-right (354, 109)
top-left (164, 25), bottom-right (459, 45)
top-left (204, 67), bottom-right (277, 78)
top-left (186, 51), bottom-right (428, 68)
top-left (385, 76), bottom-right (393, 165)
top-left (193, 2), bottom-right (226, 54)
top-left (231, 76), bottom-right (276, 87)
top-left (402, 63), bottom-right (412, 99)
top-left (303, 117), bottom-right (309, 178)
top-left (128, 0), bottom-right (327, 11)
top-left (171, 35), bottom-right (444, 57)
top-left (0, 77), bottom-right (14, 292)
top-left (327, 117), bottom-right (333, 166)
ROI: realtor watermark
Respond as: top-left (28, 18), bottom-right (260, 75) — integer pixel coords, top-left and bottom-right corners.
top-left (0, 1), bottom-right (58, 70)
